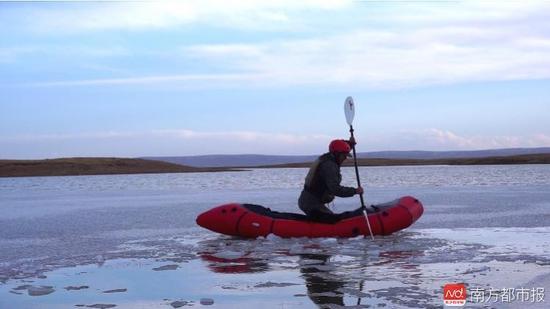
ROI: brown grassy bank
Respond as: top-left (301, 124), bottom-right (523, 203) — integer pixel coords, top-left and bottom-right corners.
top-left (2, 153), bottom-right (548, 177)
top-left (0, 157), bottom-right (238, 177)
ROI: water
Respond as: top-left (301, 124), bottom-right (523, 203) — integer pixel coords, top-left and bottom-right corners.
top-left (1, 165), bottom-right (549, 308)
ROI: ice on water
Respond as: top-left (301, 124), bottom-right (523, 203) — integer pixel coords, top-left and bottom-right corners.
top-left (1, 165), bottom-right (550, 307)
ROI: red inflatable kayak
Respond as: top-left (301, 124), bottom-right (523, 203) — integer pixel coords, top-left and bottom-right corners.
top-left (196, 196), bottom-right (423, 238)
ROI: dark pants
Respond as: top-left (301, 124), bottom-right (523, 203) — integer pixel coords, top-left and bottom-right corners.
top-left (304, 205), bottom-right (341, 224)
top-left (299, 191), bottom-right (375, 224)
top-left (298, 191), bottom-right (341, 224)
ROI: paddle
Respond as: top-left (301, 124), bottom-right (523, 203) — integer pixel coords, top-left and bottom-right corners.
top-left (344, 96), bottom-right (374, 241)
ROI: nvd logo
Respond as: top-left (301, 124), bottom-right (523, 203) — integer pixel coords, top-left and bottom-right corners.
top-left (444, 283), bottom-right (467, 306)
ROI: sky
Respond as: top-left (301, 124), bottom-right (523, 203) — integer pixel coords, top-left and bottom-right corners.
top-left (1, 0), bottom-right (550, 159)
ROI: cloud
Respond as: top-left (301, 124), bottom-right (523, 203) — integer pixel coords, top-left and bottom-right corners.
top-left (0, 131), bottom-right (136, 141)
top-left (398, 129), bottom-right (550, 150)
top-left (0, 47), bottom-right (37, 63)
top-left (24, 21), bottom-right (550, 89)
top-left (4, 0), bottom-right (550, 89)
top-left (27, 73), bottom-right (265, 87)
top-left (175, 0), bottom-right (550, 88)
top-left (0, 129), bottom-right (333, 159)
top-left (11, 0), bottom-right (539, 35)
top-left (0, 45), bottom-right (128, 66)
top-left (154, 129), bottom-right (330, 145)
top-left (2, 128), bottom-right (549, 159)
top-left (532, 133), bottom-right (550, 146)
top-left (182, 22), bottom-right (550, 89)
top-left (9, 0), bottom-right (351, 34)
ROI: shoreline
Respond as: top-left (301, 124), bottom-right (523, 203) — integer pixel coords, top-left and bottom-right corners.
top-left (1, 153), bottom-right (549, 178)
top-left (0, 157), bottom-right (241, 178)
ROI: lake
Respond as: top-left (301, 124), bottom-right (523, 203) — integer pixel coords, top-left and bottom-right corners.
top-left (1, 165), bottom-right (549, 308)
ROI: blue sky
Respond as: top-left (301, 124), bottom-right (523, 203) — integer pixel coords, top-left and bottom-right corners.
top-left (1, 0), bottom-right (550, 159)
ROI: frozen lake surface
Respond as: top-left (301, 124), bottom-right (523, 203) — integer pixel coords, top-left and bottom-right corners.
top-left (1, 165), bottom-right (549, 308)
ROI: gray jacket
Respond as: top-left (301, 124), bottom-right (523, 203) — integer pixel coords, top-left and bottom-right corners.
top-left (299, 153), bottom-right (356, 213)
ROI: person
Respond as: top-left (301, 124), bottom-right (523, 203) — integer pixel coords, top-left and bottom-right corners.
top-left (298, 138), bottom-right (364, 223)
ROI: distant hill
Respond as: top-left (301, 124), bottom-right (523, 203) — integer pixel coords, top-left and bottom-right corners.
top-left (0, 158), bottom-right (236, 177)
top-left (145, 147), bottom-right (550, 167)
top-left (362, 147), bottom-right (550, 160)
top-left (144, 154), bottom-right (317, 168)
top-left (259, 153), bottom-right (550, 168)
top-left (2, 152), bottom-right (548, 178)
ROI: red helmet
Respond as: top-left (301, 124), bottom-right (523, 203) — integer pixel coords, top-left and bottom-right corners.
top-left (329, 139), bottom-right (351, 154)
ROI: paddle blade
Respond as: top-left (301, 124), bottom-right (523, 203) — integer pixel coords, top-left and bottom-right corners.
top-left (344, 96), bottom-right (355, 126)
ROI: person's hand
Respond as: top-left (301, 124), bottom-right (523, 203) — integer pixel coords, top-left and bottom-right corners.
top-left (348, 136), bottom-right (356, 147)
top-left (355, 186), bottom-right (364, 195)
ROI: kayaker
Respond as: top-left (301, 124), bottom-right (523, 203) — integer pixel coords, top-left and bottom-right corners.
top-left (298, 138), bottom-right (364, 223)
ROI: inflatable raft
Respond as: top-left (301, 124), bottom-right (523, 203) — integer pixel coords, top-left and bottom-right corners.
top-left (196, 196), bottom-right (423, 238)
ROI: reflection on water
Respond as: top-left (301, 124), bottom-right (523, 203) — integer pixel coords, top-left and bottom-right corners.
top-left (195, 233), bottom-right (447, 308)
top-left (199, 253), bottom-right (270, 274)
top-left (1, 228), bottom-right (549, 308)
top-left (298, 253), bottom-right (345, 307)
top-left (194, 229), bottom-right (550, 308)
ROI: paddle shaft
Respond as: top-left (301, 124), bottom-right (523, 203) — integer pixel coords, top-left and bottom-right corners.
top-left (348, 125), bottom-right (375, 240)
top-left (349, 125), bottom-right (365, 208)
